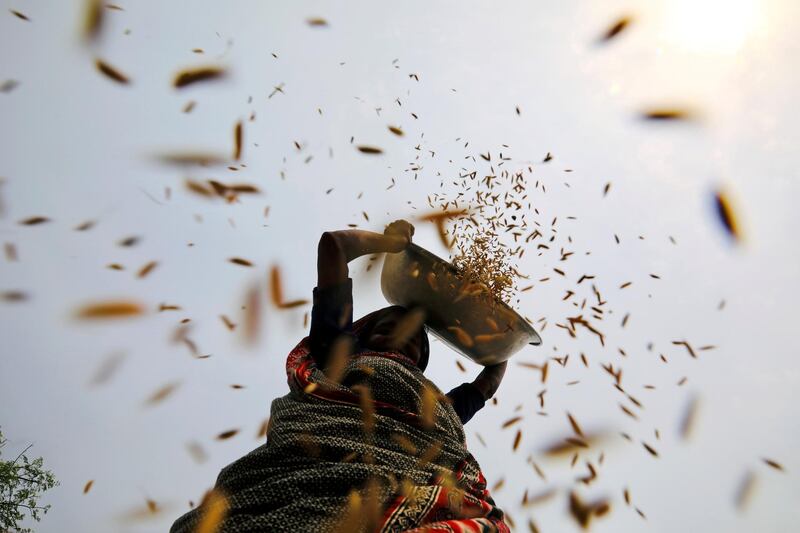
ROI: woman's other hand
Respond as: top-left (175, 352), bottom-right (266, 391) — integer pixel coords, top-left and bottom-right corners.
top-left (472, 360), bottom-right (508, 401)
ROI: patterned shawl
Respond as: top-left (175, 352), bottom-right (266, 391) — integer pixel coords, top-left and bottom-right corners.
top-left (170, 334), bottom-right (508, 532)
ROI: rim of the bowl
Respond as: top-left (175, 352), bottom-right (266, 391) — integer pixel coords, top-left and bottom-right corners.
top-left (402, 243), bottom-right (542, 345)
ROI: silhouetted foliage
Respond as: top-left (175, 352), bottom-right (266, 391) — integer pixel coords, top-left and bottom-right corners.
top-left (0, 429), bottom-right (59, 532)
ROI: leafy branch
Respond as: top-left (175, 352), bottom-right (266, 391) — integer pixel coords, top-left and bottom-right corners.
top-left (0, 429), bottom-right (59, 533)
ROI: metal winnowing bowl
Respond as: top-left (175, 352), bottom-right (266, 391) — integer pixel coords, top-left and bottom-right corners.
top-left (380, 243), bottom-right (542, 366)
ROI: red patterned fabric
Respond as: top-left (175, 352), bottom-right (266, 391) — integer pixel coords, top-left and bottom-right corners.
top-left (378, 460), bottom-right (509, 533)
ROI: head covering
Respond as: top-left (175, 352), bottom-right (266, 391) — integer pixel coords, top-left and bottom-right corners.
top-left (352, 305), bottom-right (430, 372)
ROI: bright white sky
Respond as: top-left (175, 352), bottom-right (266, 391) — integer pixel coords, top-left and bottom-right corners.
top-left (1, 1), bottom-right (798, 532)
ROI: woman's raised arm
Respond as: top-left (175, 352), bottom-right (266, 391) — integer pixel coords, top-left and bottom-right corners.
top-left (316, 221), bottom-right (414, 288)
top-left (310, 221), bottom-right (414, 367)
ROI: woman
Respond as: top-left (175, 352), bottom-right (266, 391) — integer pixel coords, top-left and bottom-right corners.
top-left (172, 220), bottom-right (510, 532)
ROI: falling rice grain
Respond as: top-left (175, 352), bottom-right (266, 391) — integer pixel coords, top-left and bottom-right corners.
top-left (447, 326), bottom-right (474, 348)
top-left (19, 216), bottom-right (50, 225)
top-left (118, 236), bottom-right (140, 247)
top-left (390, 308), bottom-right (426, 346)
top-left (269, 265), bottom-right (309, 309)
top-left (420, 384), bottom-right (437, 429)
top-left (144, 381), bottom-right (180, 406)
top-left (679, 395), bottom-right (699, 439)
top-left (220, 315), bottom-right (236, 331)
top-left (416, 441), bottom-right (442, 468)
top-left (173, 66), bottom-right (226, 88)
top-left (713, 189), bottom-right (742, 242)
top-left (391, 433), bottom-right (417, 455)
top-left (642, 442), bottom-right (659, 457)
top-left (10, 9), bottom-right (30, 21)
top-left (256, 418), bottom-right (270, 439)
top-left (641, 108), bottom-right (693, 121)
top-left (734, 471), bottom-right (756, 511)
top-left (157, 152), bottom-right (228, 167)
top-left (216, 429), bottom-right (240, 440)
top-left (137, 261), bottom-right (158, 279)
top-left (233, 121), bottom-right (243, 160)
top-left (567, 412), bottom-right (585, 438)
top-left (4, 243), bottom-right (17, 262)
top-left (95, 58), bottom-right (130, 84)
top-left (356, 145), bottom-right (383, 154)
top-left (75, 300), bottom-right (144, 319)
top-left (475, 333), bottom-right (505, 343)
top-left (82, 0), bottom-right (104, 41)
top-left (0, 79), bottom-right (20, 93)
top-left (75, 220), bottom-right (96, 231)
top-left (195, 490), bottom-right (228, 533)
top-left (598, 15), bottom-right (632, 43)
top-left (186, 441), bottom-right (207, 463)
top-left (229, 257), bottom-right (254, 267)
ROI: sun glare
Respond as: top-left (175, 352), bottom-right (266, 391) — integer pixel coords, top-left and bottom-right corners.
top-left (660, 0), bottom-right (762, 54)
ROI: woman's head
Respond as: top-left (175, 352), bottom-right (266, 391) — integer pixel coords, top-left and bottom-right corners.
top-left (353, 306), bottom-right (430, 371)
